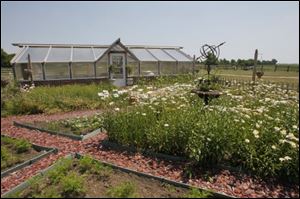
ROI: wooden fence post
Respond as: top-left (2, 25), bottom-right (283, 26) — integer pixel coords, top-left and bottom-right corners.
top-left (192, 55), bottom-right (195, 75)
top-left (27, 54), bottom-right (33, 84)
top-left (252, 49), bottom-right (258, 82)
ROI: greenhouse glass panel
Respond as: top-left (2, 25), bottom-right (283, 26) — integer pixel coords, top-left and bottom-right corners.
top-left (93, 48), bottom-right (107, 59)
top-left (111, 44), bottom-right (124, 51)
top-left (160, 61), bottom-right (176, 74)
top-left (96, 62), bottom-right (108, 77)
top-left (17, 47), bottom-right (49, 63)
top-left (46, 47), bottom-right (71, 62)
top-left (178, 62), bottom-right (193, 74)
top-left (140, 61), bottom-right (158, 76)
top-left (164, 49), bottom-right (191, 61)
top-left (73, 48), bottom-right (95, 62)
top-left (147, 49), bottom-right (175, 61)
top-left (72, 62), bottom-right (95, 78)
top-left (31, 63), bottom-right (43, 80)
top-left (96, 54), bottom-right (108, 77)
top-left (130, 49), bottom-right (157, 61)
top-left (127, 55), bottom-right (139, 77)
top-left (15, 63), bottom-right (29, 80)
top-left (44, 63), bottom-right (70, 79)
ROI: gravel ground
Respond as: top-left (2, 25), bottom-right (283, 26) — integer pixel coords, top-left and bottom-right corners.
top-left (1, 110), bottom-right (299, 198)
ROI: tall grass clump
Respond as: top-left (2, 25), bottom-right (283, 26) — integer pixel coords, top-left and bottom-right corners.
top-left (2, 83), bottom-right (129, 115)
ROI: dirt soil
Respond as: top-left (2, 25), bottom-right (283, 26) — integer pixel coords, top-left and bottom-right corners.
top-left (85, 168), bottom-right (189, 198)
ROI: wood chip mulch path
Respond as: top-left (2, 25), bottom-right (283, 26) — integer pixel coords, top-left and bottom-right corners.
top-left (1, 110), bottom-right (299, 198)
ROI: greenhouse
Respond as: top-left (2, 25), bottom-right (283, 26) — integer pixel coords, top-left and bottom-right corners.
top-left (10, 38), bottom-right (195, 86)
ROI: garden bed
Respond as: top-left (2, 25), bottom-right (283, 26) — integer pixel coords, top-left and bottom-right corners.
top-left (102, 81), bottom-right (299, 185)
top-left (102, 139), bottom-right (187, 162)
top-left (2, 154), bottom-right (233, 198)
top-left (1, 135), bottom-right (57, 178)
top-left (13, 114), bottom-right (103, 141)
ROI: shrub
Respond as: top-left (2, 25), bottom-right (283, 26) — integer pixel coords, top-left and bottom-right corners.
top-left (14, 139), bottom-right (32, 153)
top-left (78, 155), bottom-right (95, 173)
top-left (47, 158), bottom-right (73, 184)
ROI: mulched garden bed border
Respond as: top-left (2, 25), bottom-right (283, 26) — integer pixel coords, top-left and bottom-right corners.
top-left (13, 121), bottom-right (103, 141)
top-left (102, 139), bottom-right (245, 174)
top-left (102, 139), bottom-right (188, 162)
top-left (1, 153), bottom-right (234, 198)
top-left (1, 135), bottom-right (58, 178)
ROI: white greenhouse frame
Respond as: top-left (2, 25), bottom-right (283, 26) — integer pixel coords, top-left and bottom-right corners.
top-left (10, 38), bottom-right (195, 83)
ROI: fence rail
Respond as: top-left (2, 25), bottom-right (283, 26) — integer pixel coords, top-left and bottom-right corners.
top-left (215, 76), bottom-right (299, 92)
top-left (1, 68), bottom-right (13, 80)
top-left (196, 64), bottom-right (299, 72)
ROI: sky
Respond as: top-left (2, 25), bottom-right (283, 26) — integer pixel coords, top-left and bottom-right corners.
top-left (1, 1), bottom-right (299, 63)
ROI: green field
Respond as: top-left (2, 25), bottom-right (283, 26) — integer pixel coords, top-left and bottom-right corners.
top-left (196, 65), bottom-right (299, 85)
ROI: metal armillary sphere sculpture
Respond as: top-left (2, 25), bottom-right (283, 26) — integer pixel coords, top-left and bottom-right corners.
top-left (197, 42), bottom-right (226, 76)
top-left (192, 42), bottom-right (225, 105)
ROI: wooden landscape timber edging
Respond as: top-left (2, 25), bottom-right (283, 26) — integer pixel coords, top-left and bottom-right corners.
top-left (74, 153), bottom-right (234, 198)
top-left (101, 139), bottom-right (187, 162)
top-left (13, 121), bottom-right (103, 141)
top-left (1, 153), bottom-right (234, 198)
top-left (1, 135), bottom-right (58, 178)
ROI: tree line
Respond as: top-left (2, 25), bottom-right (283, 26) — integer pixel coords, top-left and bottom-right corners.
top-left (200, 57), bottom-right (278, 67)
top-left (1, 49), bottom-right (15, 68)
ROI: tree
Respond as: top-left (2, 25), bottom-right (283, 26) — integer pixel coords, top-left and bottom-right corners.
top-left (1, 49), bottom-right (15, 68)
top-left (271, 59), bottom-right (278, 65)
top-left (230, 59), bottom-right (236, 66)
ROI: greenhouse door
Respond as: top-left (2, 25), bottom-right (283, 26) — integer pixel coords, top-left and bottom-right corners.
top-left (110, 53), bottom-right (126, 87)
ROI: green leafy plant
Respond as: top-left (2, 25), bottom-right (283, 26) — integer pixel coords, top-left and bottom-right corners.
top-left (61, 171), bottom-right (86, 198)
top-left (78, 155), bottom-right (95, 173)
top-left (47, 158), bottom-right (73, 184)
top-left (106, 182), bottom-right (139, 198)
top-left (184, 188), bottom-right (212, 198)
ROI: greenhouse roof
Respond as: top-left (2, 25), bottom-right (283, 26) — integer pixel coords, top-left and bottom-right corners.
top-left (11, 38), bottom-right (193, 64)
